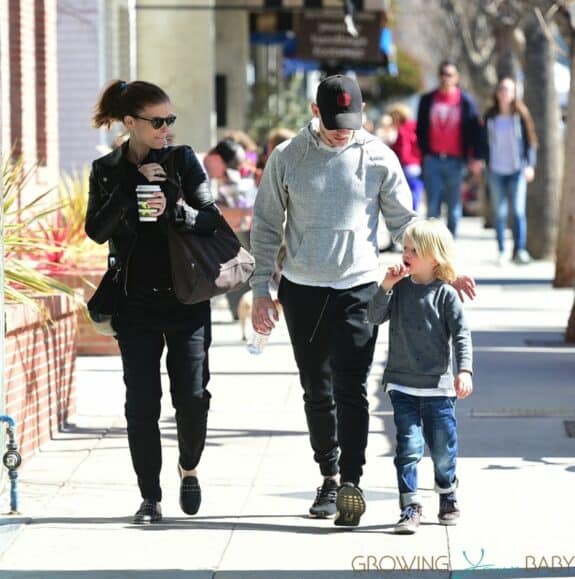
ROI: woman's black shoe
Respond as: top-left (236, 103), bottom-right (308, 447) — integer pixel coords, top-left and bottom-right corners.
top-left (133, 500), bottom-right (162, 524)
top-left (180, 475), bottom-right (202, 515)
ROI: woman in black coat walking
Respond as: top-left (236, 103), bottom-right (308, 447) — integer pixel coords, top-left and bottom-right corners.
top-left (86, 79), bottom-right (219, 524)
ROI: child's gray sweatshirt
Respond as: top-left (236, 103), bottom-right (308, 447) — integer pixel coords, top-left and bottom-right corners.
top-left (367, 277), bottom-right (473, 389)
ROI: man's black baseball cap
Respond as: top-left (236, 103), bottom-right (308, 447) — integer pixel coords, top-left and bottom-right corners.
top-left (316, 75), bottom-right (363, 131)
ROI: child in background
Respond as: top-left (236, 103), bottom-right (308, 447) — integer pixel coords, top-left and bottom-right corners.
top-left (367, 219), bottom-right (473, 534)
top-left (388, 103), bottom-right (423, 212)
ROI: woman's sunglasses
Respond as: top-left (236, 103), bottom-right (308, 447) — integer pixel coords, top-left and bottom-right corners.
top-left (133, 114), bottom-right (176, 130)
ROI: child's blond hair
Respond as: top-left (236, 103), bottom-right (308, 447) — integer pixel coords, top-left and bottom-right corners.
top-left (403, 219), bottom-right (457, 283)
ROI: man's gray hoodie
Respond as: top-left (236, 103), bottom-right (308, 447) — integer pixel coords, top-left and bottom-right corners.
top-left (250, 122), bottom-right (417, 298)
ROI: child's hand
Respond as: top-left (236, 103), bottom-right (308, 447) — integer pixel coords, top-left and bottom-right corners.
top-left (382, 263), bottom-right (410, 291)
top-left (455, 372), bottom-right (473, 399)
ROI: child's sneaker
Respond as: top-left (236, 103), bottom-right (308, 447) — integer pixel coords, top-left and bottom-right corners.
top-left (438, 493), bottom-right (460, 525)
top-left (394, 503), bottom-right (422, 534)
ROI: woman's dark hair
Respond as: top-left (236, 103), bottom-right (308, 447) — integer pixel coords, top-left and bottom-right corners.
top-left (485, 78), bottom-right (538, 147)
top-left (92, 80), bottom-right (170, 128)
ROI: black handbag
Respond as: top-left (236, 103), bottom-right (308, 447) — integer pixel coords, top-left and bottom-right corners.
top-left (167, 209), bottom-right (255, 304)
top-left (163, 148), bottom-right (255, 304)
top-left (87, 261), bottom-right (121, 336)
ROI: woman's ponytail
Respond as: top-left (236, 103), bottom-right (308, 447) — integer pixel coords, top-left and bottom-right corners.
top-left (93, 80), bottom-right (128, 128)
top-left (92, 79), bottom-right (170, 128)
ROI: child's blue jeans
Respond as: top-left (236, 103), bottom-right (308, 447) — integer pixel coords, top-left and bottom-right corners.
top-left (389, 390), bottom-right (458, 508)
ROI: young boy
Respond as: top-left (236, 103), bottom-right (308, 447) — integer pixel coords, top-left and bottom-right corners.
top-left (367, 219), bottom-right (473, 534)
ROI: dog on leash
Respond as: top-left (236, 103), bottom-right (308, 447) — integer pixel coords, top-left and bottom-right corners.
top-left (238, 244), bottom-right (286, 341)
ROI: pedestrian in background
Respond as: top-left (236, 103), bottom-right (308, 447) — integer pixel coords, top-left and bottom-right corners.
top-left (367, 219), bottom-right (473, 535)
top-left (483, 77), bottom-right (537, 265)
top-left (416, 60), bottom-right (482, 237)
top-left (87, 80), bottom-right (219, 524)
top-left (376, 112), bottom-right (397, 146)
top-left (387, 102), bottom-right (423, 212)
top-left (255, 127), bottom-right (296, 187)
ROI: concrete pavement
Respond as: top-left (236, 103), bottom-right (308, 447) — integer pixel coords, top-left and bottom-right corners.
top-left (1, 217), bottom-right (574, 579)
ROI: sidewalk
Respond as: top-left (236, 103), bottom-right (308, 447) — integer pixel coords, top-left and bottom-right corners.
top-left (1, 217), bottom-right (574, 579)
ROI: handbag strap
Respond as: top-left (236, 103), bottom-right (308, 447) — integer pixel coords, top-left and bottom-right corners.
top-left (161, 146), bottom-right (231, 227)
top-left (160, 146), bottom-right (186, 200)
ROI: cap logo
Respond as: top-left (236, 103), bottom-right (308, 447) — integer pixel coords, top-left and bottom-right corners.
top-left (337, 91), bottom-right (352, 108)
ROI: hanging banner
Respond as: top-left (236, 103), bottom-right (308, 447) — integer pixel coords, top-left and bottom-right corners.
top-left (294, 11), bottom-right (383, 64)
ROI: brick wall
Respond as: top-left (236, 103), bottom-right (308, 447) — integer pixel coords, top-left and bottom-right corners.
top-left (1, 0), bottom-right (10, 157)
top-left (3, 296), bottom-right (78, 461)
top-left (2, 0), bottom-right (60, 199)
top-left (56, 269), bottom-right (120, 356)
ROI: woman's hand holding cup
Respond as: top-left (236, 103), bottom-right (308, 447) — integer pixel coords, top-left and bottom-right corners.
top-left (136, 185), bottom-right (166, 221)
top-left (146, 190), bottom-right (167, 217)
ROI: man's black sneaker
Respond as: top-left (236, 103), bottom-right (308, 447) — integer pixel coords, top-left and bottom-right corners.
top-left (180, 475), bottom-right (202, 515)
top-left (394, 503), bottom-right (422, 534)
top-left (309, 478), bottom-right (338, 518)
top-left (334, 482), bottom-right (366, 527)
top-left (438, 494), bottom-right (460, 525)
top-left (133, 499), bottom-right (162, 524)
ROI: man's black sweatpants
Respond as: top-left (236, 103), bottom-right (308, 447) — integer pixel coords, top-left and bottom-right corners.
top-left (278, 277), bottom-right (378, 485)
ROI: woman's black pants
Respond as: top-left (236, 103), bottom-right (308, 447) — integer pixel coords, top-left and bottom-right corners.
top-left (116, 288), bottom-right (211, 502)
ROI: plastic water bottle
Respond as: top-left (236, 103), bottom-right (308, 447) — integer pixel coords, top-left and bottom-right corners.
top-left (246, 308), bottom-right (275, 355)
top-left (246, 330), bottom-right (270, 355)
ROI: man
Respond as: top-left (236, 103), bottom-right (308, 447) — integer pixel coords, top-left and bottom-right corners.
top-left (251, 75), bottom-right (474, 527)
top-left (250, 75), bottom-right (416, 527)
top-left (417, 60), bottom-right (482, 238)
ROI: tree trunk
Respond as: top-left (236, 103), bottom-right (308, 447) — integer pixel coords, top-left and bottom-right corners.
top-left (494, 23), bottom-right (520, 80)
top-left (554, 35), bottom-right (575, 287)
top-left (522, 12), bottom-right (562, 260)
top-left (566, 293), bottom-right (575, 343)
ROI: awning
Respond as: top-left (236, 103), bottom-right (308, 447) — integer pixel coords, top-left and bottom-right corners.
top-left (137, 0), bottom-right (387, 11)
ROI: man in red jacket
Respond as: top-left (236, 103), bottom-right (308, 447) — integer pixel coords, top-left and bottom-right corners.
top-left (416, 61), bottom-right (482, 238)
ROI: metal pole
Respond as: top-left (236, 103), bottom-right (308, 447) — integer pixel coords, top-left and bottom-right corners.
top-left (128, 0), bottom-right (138, 80)
top-left (1, 123), bottom-right (5, 446)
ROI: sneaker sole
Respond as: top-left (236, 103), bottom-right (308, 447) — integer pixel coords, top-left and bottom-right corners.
top-left (438, 516), bottom-right (459, 526)
top-left (334, 486), bottom-right (366, 527)
top-left (308, 511), bottom-right (336, 519)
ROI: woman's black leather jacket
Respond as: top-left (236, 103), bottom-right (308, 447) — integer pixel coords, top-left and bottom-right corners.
top-left (85, 142), bottom-right (218, 294)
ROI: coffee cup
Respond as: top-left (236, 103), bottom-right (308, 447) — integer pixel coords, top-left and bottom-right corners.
top-left (136, 185), bottom-right (161, 222)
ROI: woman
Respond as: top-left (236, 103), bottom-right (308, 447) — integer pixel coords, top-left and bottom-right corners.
top-left (483, 78), bottom-right (537, 265)
top-left (86, 80), bottom-right (219, 524)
